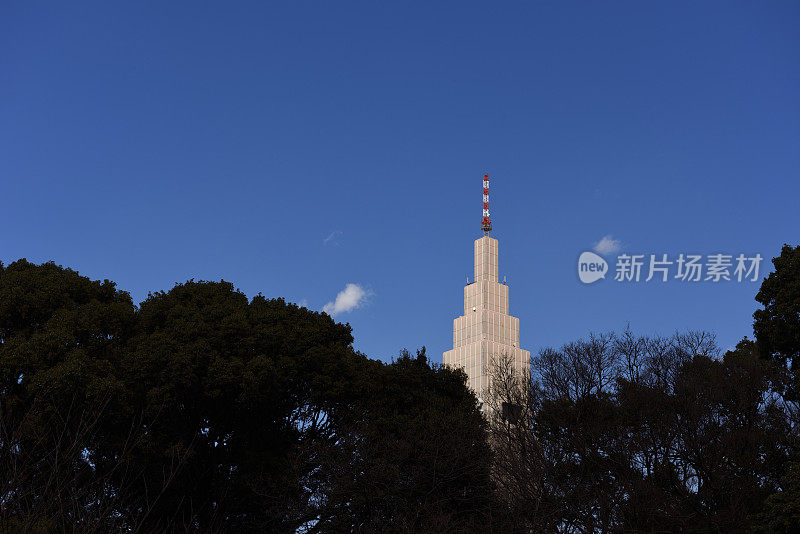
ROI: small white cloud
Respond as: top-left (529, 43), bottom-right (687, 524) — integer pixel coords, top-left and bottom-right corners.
top-left (297, 299), bottom-right (309, 308)
top-left (594, 235), bottom-right (622, 255)
top-left (323, 283), bottom-right (369, 316)
top-left (323, 230), bottom-right (342, 245)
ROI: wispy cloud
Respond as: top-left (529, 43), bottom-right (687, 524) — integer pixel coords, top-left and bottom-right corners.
top-left (323, 230), bottom-right (342, 245)
top-left (594, 235), bottom-right (622, 255)
top-left (323, 283), bottom-right (369, 316)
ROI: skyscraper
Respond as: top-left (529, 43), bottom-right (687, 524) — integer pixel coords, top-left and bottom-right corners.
top-left (443, 175), bottom-right (530, 402)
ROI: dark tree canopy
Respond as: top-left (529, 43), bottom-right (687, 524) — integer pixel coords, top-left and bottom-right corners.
top-left (754, 244), bottom-right (800, 388)
top-left (519, 331), bottom-right (793, 533)
top-left (0, 259), bottom-right (135, 532)
top-left (0, 261), bottom-right (495, 533)
top-left (2, 243), bottom-right (799, 533)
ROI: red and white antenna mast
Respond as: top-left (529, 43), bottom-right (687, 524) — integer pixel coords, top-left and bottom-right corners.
top-left (481, 173), bottom-right (492, 234)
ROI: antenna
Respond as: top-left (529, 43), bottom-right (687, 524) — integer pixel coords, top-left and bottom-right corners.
top-left (481, 174), bottom-right (492, 234)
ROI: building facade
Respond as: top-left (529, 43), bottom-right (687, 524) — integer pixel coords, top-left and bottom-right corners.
top-left (443, 234), bottom-right (530, 402)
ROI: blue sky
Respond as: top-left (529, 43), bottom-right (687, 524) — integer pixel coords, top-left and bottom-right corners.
top-left (1, 2), bottom-right (798, 362)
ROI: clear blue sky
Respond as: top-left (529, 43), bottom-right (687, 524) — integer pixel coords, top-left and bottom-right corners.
top-left (2, 2), bottom-right (798, 361)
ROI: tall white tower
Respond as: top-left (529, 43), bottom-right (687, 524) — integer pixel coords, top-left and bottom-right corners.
top-left (443, 175), bottom-right (530, 400)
